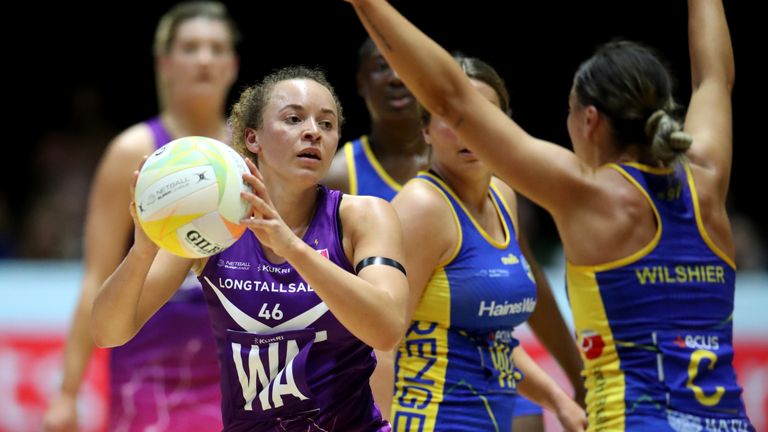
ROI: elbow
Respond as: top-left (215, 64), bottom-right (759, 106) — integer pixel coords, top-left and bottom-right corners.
top-left (90, 310), bottom-right (134, 348)
top-left (417, 77), bottom-right (473, 125)
top-left (369, 317), bottom-right (407, 351)
top-left (91, 328), bottom-right (124, 348)
top-left (370, 335), bottom-right (401, 352)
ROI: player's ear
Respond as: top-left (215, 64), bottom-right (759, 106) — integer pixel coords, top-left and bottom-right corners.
top-left (244, 128), bottom-right (260, 154)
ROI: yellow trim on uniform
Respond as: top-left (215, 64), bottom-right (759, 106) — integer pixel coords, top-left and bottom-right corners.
top-left (622, 161), bottom-right (675, 175)
top-left (343, 141), bottom-right (358, 195)
top-left (413, 176), bottom-right (463, 267)
top-left (411, 269), bottom-right (452, 326)
top-left (490, 182), bottom-right (518, 241)
top-left (420, 172), bottom-right (509, 249)
top-left (360, 135), bottom-right (404, 192)
top-left (393, 298), bottom-right (450, 432)
top-left (566, 266), bottom-right (627, 431)
top-left (567, 163), bottom-right (662, 272)
top-left (683, 163), bottom-right (737, 269)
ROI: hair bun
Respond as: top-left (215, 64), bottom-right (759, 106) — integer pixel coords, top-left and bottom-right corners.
top-left (669, 131), bottom-right (693, 152)
top-left (644, 110), bottom-right (666, 138)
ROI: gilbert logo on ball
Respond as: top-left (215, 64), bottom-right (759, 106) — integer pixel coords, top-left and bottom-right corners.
top-left (135, 136), bottom-right (250, 258)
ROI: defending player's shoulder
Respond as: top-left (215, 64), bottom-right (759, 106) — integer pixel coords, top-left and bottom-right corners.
top-left (393, 176), bottom-right (456, 220)
top-left (392, 178), bottom-right (457, 237)
top-left (322, 143), bottom-right (351, 193)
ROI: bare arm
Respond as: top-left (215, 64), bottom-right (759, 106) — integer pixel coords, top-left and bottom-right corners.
top-left (91, 170), bottom-right (194, 348)
top-left (684, 0), bottom-right (734, 198)
top-left (519, 234), bottom-right (585, 406)
top-left (391, 181), bottom-right (454, 324)
top-left (43, 129), bottom-right (148, 431)
top-left (345, 0), bottom-right (589, 216)
top-left (287, 196), bottom-right (408, 349)
top-left (492, 178), bottom-right (585, 405)
top-left (242, 161), bottom-right (408, 350)
top-left (514, 346), bottom-right (587, 431)
top-left (367, 180), bottom-right (456, 418)
top-left (321, 143), bottom-right (352, 193)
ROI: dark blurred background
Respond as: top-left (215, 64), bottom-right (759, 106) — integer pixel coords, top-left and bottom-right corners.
top-left (3, 1), bottom-right (764, 268)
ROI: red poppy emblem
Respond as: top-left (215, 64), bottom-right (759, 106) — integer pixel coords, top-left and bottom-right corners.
top-left (580, 331), bottom-right (605, 360)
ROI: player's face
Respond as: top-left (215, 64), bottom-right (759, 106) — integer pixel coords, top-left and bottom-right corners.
top-left (424, 79), bottom-right (500, 174)
top-left (357, 48), bottom-right (419, 122)
top-left (255, 79), bottom-right (340, 185)
top-left (160, 17), bottom-right (238, 100)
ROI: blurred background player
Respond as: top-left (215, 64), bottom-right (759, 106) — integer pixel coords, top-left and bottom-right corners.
top-left (324, 37), bottom-right (429, 200)
top-left (43, 2), bottom-right (239, 431)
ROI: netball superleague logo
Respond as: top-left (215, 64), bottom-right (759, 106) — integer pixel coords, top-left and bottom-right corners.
top-left (580, 330), bottom-right (605, 359)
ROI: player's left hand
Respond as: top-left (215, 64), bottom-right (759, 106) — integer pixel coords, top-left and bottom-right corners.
top-left (240, 158), bottom-right (300, 257)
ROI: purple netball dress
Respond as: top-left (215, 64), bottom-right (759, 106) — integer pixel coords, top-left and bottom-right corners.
top-left (107, 117), bottom-right (222, 432)
top-left (198, 186), bottom-right (389, 432)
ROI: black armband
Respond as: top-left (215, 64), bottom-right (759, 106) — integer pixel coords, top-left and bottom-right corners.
top-left (355, 256), bottom-right (406, 276)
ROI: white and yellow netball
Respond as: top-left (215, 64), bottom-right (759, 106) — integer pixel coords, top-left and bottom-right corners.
top-left (134, 136), bottom-right (250, 258)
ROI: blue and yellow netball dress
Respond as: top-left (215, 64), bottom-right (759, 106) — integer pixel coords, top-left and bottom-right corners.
top-left (568, 162), bottom-right (753, 431)
top-left (343, 135), bottom-right (401, 201)
top-left (391, 172), bottom-right (538, 432)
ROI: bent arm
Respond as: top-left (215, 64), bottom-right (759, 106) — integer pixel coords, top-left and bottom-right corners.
top-left (91, 162), bottom-right (195, 348)
top-left (281, 196), bottom-right (409, 351)
top-left (346, 0), bottom-right (588, 215)
top-left (369, 182), bottom-right (455, 417)
top-left (684, 0), bottom-right (735, 195)
top-left (92, 245), bottom-right (193, 347)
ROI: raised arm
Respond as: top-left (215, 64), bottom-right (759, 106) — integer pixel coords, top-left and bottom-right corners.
top-left (345, 0), bottom-right (588, 215)
top-left (684, 0), bottom-right (735, 196)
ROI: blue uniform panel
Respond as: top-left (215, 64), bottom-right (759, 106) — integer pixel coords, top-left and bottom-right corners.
top-left (391, 172), bottom-right (537, 432)
top-left (567, 162), bottom-right (753, 431)
top-left (343, 135), bottom-right (401, 201)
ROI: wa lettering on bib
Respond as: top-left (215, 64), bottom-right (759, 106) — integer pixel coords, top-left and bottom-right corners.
top-left (225, 328), bottom-right (327, 418)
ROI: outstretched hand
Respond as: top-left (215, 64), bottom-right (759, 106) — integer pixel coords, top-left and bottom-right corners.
top-left (239, 158), bottom-right (299, 257)
top-left (129, 156), bottom-right (159, 256)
